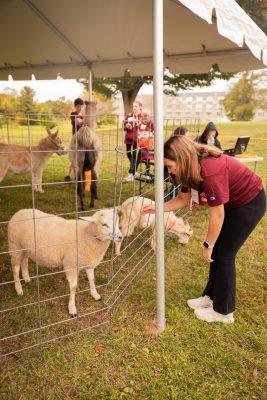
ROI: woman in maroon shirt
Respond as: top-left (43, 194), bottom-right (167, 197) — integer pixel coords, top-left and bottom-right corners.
top-left (141, 136), bottom-right (266, 323)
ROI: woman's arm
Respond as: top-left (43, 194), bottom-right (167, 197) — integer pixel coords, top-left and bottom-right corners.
top-left (203, 204), bottom-right (225, 262)
top-left (141, 191), bottom-right (191, 214)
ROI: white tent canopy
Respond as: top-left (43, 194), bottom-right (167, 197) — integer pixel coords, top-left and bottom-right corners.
top-left (0, 0), bottom-right (267, 80)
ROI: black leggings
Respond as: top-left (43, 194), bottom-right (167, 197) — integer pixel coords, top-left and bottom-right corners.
top-left (126, 143), bottom-right (140, 174)
top-left (203, 189), bottom-right (266, 315)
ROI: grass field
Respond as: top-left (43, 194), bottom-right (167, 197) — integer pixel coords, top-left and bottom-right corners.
top-left (0, 119), bottom-right (266, 399)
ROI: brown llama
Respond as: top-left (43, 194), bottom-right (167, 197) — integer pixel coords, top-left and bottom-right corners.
top-left (69, 101), bottom-right (102, 210)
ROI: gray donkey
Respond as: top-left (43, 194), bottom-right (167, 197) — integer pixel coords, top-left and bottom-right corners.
top-left (69, 101), bottom-right (102, 209)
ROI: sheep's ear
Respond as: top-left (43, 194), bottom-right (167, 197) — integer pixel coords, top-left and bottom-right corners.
top-left (113, 206), bottom-right (122, 218)
top-left (166, 218), bottom-right (175, 232)
top-left (184, 220), bottom-right (190, 228)
top-left (87, 220), bottom-right (99, 237)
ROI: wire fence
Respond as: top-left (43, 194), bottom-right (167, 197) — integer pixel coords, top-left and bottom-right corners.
top-left (0, 113), bottom-right (199, 359)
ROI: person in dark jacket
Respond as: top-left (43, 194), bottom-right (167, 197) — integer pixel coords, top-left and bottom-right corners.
top-left (195, 122), bottom-right (222, 149)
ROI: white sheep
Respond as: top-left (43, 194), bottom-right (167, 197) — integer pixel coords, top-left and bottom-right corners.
top-left (8, 208), bottom-right (122, 317)
top-left (115, 196), bottom-right (193, 256)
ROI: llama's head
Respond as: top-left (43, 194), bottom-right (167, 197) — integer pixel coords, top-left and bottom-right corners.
top-left (42, 128), bottom-right (65, 155)
top-left (84, 101), bottom-right (97, 129)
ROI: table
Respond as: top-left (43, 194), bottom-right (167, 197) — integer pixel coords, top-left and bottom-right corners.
top-left (235, 156), bottom-right (264, 173)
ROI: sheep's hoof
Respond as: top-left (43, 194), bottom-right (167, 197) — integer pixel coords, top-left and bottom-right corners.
top-left (69, 312), bottom-right (78, 318)
top-left (92, 294), bottom-right (101, 301)
top-left (24, 277), bottom-right (31, 283)
top-left (16, 289), bottom-right (23, 296)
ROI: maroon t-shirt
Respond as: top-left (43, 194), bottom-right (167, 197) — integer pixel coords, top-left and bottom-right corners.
top-left (71, 111), bottom-right (84, 135)
top-left (124, 112), bottom-right (142, 145)
top-left (199, 155), bottom-right (263, 208)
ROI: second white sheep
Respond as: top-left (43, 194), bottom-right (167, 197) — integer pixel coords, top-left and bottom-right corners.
top-left (115, 196), bottom-right (193, 256)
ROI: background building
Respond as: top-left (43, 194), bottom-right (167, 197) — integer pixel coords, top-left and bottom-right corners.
top-left (114, 87), bottom-right (267, 122)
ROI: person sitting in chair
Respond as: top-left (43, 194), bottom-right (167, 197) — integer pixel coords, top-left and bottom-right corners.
top-left (195, 121), bottom-right (222, 149)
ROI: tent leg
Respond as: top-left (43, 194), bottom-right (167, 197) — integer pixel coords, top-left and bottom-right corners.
top-left (88, 69), bottom-right (92, 101)
top-left (153, 0), bottom-right (165, 332)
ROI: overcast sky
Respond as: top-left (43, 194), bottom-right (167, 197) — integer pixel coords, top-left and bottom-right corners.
top-left (0, 77), bottom-right (229, 102)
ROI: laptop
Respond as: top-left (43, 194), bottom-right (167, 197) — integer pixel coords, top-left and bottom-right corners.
top-left (223, 136), bottom-right (250, 157)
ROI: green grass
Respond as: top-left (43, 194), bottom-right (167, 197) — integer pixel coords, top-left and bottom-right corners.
top-left (0, 120), bottom-right (266, 399)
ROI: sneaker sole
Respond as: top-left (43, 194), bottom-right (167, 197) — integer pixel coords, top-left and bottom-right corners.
top-left (194, 310), bottom-right (234, 323)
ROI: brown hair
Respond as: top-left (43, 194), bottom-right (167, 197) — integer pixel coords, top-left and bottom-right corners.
top-left (164, 135), bottom-right (222, 188)
top-left (173, 126), bottom-right (189, 136)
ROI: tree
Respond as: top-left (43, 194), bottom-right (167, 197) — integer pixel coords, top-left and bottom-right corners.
top-left (0, 93), bottom-right (17, 113)
top-left (81, 66), bottom-right (232, 115)
top-left (256, 88), bottom-right (267, 111)
top-left (221, 73), bottom-right (256, 121)
top-left (44, 97), bottom-right (73, 116)
top-left (16, 86), bottom-right (39, 124)
top-left (236, 0), bottom-right (267, 34)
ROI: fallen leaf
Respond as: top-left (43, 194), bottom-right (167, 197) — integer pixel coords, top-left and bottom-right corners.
top-left (94, 346), bottom-right (107, 352)
top-left (252, 367), bottom-right (257, 380)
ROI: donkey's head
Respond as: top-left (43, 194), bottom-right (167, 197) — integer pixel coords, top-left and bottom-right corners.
top-left (46, 128), bottom-right (65, 155)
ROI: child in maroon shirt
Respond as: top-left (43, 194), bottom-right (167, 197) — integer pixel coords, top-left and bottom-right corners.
top-left (123, 101), bottom-right (142, 182)
top-left (141, 136), bottom-right (265, 324)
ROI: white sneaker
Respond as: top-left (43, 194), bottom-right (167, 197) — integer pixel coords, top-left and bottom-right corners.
top-left (194, 307), bottom-right (234, 323)
top-left (124, 173), bottom-right (134, 182)
top-left (187, 295), bottom-right (213, 310)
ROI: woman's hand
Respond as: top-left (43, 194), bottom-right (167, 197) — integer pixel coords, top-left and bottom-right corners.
top-left (140, 204), bottom-right (156, 215)
top-left (202, 247), bottom-right (214, 263)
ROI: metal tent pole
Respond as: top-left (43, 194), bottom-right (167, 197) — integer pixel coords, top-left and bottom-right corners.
top-left (153, 0), bottom-right (165, 332)
top-left (88, 69), bottom-right (93, 101)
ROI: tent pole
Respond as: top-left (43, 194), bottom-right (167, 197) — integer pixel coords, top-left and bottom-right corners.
top-left (153, 0), bottom-right (165, 332)
top-left (88, 69), bottom-right (92, 101)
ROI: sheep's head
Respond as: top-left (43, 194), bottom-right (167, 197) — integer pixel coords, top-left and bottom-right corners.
top-left (92, 208), bottom-right (122, 242)
top-left (165, 216), bottom-right (193, 244)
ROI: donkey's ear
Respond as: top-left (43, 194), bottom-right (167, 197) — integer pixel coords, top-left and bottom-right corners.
top-left (46, 127), bottom-right (52, 136)
top-left (52, 129), bottom-right (59, 137)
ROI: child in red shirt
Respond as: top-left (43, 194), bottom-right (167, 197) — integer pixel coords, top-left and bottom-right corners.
top-left (137, 110), bottom-right (154, 180)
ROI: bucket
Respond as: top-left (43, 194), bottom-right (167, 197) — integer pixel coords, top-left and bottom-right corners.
top-left (84, 170), bottom-right (91, 192)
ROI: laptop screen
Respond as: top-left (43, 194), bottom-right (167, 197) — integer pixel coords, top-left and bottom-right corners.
top-left (233, 136), bottom-right (250, 155)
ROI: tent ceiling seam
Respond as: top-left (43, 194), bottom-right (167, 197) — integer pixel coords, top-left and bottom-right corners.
top-left (0, 47), bottom-right (253, 73)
